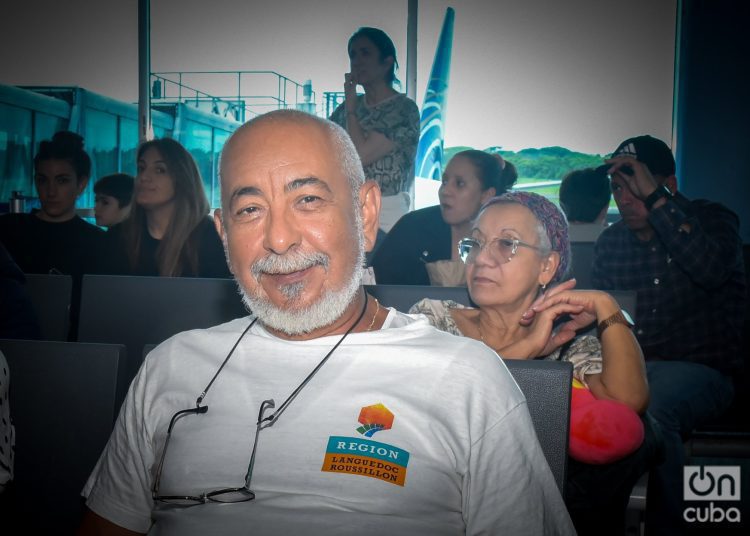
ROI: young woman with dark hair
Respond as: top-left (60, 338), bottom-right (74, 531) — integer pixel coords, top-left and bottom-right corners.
top-left (104, 138), bottom-right (229, 278)
top-left (0, 130), bottom-right (103, 277)
top-left (0, 131), bottom-right (104, 339)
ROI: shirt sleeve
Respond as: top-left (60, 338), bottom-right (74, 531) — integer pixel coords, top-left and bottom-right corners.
top-left (464, 403), bottom-right (576, 535)
top-left (408, 299), bottom-right (466, 336)
top-left (649, 198), bottom-right (742, 289)
top-left (82, 361), bottom-right (157, 533)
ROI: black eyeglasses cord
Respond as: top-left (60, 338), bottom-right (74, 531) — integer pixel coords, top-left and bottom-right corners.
top-left (194, 291), bottom-right (371, 428)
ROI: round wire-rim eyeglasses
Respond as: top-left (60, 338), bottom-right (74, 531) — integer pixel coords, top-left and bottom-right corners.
top-left (151, 398), bottom-right (276, 505)
top-left (457, 236), bottom-right (543, 264)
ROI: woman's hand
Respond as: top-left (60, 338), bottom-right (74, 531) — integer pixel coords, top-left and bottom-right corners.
top-left (517, 287), bottom-right (620, 357)
top-left (529, 289), bottom-right (620, 333)
top-left (509, 301), bottom-right (585, 358)
top-left (520, 278), bottom-right (577, 326)
top-left (344, 72), bottom-right (358, 112)
top-left (524, 288), bottom-right (648, 412)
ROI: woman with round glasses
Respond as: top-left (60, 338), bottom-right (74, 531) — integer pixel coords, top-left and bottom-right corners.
top-left (410, 191), bottom-right (656, 536)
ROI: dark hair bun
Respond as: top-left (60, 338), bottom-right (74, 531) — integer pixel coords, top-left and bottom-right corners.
top-left (34, 130), bottom-right (91, 177)
top-left (51, 131), bottom-right (85, 151)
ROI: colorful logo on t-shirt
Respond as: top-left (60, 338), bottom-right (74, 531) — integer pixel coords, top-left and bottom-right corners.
top-left (321, 403), bottom-right (410, 486)
top-left (356, 403), bottom-right (394, 437)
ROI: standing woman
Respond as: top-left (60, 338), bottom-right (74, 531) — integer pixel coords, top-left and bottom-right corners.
top-left (330, 26), bottom-right (420, 232)
top-left (372, 150), bottom-right (517, 285)
top-left (104, 138), bottom-right (229, 278)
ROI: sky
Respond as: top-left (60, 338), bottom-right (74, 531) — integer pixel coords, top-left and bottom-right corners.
top-left (1, 0), bottom-right (676, 155)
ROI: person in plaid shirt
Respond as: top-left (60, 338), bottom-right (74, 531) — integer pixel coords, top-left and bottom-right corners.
top-left (592, 135), bottom-right (745, 535)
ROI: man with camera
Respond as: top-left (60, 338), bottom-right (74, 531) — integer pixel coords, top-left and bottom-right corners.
top-left (592, 135), bottom-right (745, 535)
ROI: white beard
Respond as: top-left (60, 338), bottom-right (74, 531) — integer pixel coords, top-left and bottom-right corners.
top-left (226, 216), bottom-right (366, 336)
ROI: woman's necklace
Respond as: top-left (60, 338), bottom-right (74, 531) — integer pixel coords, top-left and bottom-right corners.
top-left (476, 318), bottom-right (486, 343)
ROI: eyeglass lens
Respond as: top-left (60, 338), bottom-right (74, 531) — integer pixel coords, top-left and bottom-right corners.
top-left (460, 238), bottom-right (516, 263)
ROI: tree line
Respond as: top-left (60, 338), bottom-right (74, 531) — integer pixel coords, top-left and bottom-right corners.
top-left (443, 145), bottom-right (605, 182)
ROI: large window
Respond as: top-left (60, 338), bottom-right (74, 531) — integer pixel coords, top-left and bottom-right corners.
top-left (83, 109), bottom-right (118, 207)
top-left (1, 0), bottom-right (677, 212)
top-left (182, 119), bottom-right (213, 204)
top-left (34, 112), bottom-right (66, 154)
top-left (119, 117), bottom-right (139, 176)
top-left (0, 103), bottom-right (32, 201)
top-left (212, 129), bottom-right (231, 207)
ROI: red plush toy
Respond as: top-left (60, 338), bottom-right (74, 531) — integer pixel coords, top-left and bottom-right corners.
top-left (569, 379), bottom-right (645, 464)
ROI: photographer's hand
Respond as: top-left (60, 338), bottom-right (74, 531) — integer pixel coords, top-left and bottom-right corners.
top-left (605, 155), bottom-right (660, 201)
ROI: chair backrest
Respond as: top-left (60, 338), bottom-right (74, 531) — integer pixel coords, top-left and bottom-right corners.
top-left (78, 275), bottom-right (247, 394)
top-left (569, 241), bottom-right (595, 289)
top-left (23, 273), bottom-right (73, 341)
top-left (0, 339), bottom-right (124, 532)
top-left (365, 284), bottom-right (472, 312)
top-left (502, 359), bottom-right (573, 497)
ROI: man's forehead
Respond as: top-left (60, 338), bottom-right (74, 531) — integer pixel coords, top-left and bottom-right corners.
top-left (220, 120), bottom-right (346, 190)
top-left (226, 120), bottom-right (330, 164)
top-left (235, 117), bottom-right (327, 148)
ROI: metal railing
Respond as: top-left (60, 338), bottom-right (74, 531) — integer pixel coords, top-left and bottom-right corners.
top-left (323, 91), bottom-right (345, 118)
top-left (150, 70), bottom-right (318, 122)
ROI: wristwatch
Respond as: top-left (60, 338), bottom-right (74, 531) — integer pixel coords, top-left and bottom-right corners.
top-left (644, 185), bottom-right (673, 211)
top-left (597, 310), bottom-right (634, 338)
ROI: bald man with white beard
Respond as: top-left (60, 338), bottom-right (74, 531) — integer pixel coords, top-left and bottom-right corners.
top-left (78, 110), bottom-right (573, 536)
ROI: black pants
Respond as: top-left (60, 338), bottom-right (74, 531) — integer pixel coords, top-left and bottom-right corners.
top-left (565, 413), bottom-right (665, 536)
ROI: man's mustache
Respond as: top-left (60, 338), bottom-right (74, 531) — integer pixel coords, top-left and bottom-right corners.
top-left (251, 250), bottom-right (330, 279)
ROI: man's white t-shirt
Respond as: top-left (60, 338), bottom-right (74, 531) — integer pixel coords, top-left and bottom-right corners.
top-left (83, 309), bottom-right (574, 535)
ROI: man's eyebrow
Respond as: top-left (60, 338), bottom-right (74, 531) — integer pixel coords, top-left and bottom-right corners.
top-left (286, 177), bottom-right (332, 193)
top-left (230, 185), bottom-right (263, 201)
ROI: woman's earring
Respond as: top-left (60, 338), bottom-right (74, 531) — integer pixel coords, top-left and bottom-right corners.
top-left (541, 283), bottom-right (547, 292)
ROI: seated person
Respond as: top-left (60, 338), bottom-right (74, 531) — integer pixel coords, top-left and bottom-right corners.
top-left (0, 131), bottom-right (104, 339)
top-left (102, 138), bottom-right (230, 278)
top-left (410, 192), bottom-right (658, 536)
top-left (0, 242), bottom-right (41, 340)
top-left (372, 150), bottom-right (517, 285)
top-left (0, 350), bottom-right (13, 495)
top-left (78, 110), bottom-right (574, 536)
top-left (558, 167), bottom-right (611, 241)
top-left (0, 131), bottom-right (104, 277)
top-left (94, 173), bottom-right (134, 228)
top-left (593, 135), bottom-right (743, 534)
